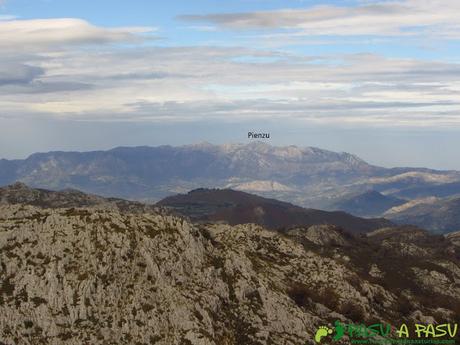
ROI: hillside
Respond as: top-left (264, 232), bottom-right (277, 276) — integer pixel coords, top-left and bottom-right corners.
top-left (157, 188), bottom-right (393, 233)
top-left (0, 188), bottom-right (459, 344)
top-left (328, 190), bottom-right (406, 217)
top-left (385, 196), bottom-right (460, 233)
top-left (0, 182), bottom-right (162, 214)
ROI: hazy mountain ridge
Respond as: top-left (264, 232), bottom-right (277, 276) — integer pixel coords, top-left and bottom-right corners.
top-left (328, 190), bottom-right (406, 217)
top-left (0, 142), bottom-right (412, 201)
top-left (0, 186), bottom-right (459, 344)
top-left (2, 142), bottom-right (460, 232)
top-left (385, 196), bottom-right (460, 233)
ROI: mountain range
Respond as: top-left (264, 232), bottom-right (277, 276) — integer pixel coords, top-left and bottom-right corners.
top-left (3, 142), bottom-right (458, 203)
top-left (2, 142), bottom-right (460, 232)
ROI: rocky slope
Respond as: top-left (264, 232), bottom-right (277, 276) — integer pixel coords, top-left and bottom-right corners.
top-left (0, 188), bottom-right (459, 344)
top-left (0, 182), bottom-right (162, 214)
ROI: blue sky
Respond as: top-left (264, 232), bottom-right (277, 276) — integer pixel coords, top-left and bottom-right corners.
top-left (1, 0), bottom-right (460, 169)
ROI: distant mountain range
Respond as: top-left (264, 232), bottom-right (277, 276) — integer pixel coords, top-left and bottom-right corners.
top-left (2, 142), bottom-right (460, 232)
top-left (0, 142), bottom-right (383, 202)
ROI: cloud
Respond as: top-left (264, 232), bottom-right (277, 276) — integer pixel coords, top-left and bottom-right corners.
top-left (3, 47), bottom-right (459, 127)
top-left (0, 80), bottom-right (92, 94)
top-left (13, 96), bottom-right (456, 128)
top-left (0, 18), bottom-right (155, 51)
top-left (0, 64), bottom-right (44, 85)
top-left (179, 0), bottom-right (460, 38)
top-left (0, 18), bottom-right (459, 128)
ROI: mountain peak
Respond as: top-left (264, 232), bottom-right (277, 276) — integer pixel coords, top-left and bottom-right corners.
top-left (186, 141), bottom-right (215, 149)
top-left (245, 141), bottom-right (272, 148)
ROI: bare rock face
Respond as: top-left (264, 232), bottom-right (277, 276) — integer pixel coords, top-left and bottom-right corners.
top-left (0, 202), bottom-right (459, 344)
top-left (369, 264), bottom-right (384, 279)
top-left (287, 225), bottom-right (351, 246)
top-left (0, 182), bottom-right (163, 214)
top-left (446, 231), bottom-right (460, 246)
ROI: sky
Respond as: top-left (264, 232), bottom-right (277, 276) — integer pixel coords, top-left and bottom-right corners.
top-left (0, 0), bottom-right (460, 169)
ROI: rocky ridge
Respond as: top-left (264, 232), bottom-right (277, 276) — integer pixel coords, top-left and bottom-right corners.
top-left (0, 186), bottom-right (459, 344)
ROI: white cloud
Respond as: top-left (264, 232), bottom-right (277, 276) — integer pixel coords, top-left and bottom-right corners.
top-left (0, 16), bottom-right (459, 128)
top-left (180, 0), bottom-right (460, 38)
top-left (0, 18), bottom-right (155, 51)
top-left (0, 45), bottom-right (459, 127)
